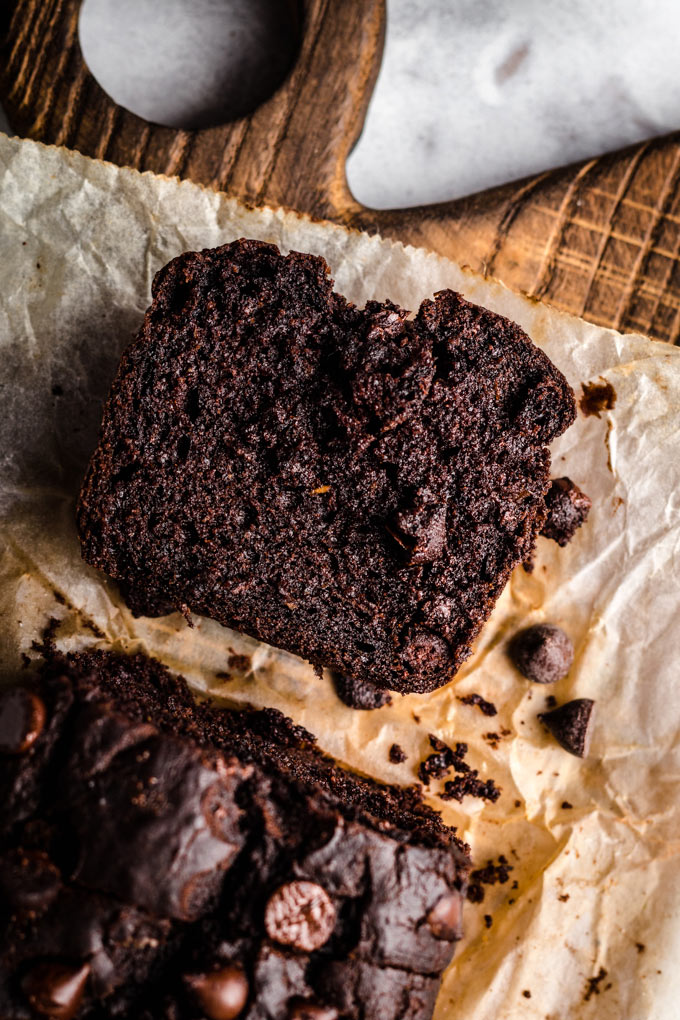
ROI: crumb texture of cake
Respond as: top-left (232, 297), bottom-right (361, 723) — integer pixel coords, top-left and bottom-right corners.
top-left (77, 238), bottom-right (576, 692)
top-left (0, 647), bottom-right (469, 1020)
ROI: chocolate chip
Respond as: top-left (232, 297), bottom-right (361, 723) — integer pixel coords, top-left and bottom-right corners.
top-left (540, 477), bottom-right (591, 547)
top-left (21, 961), bottom-right (90, 1019)
top-left (0, 686), bottom-right (46, 753)
top-left (264, 881), bottom-right (336, 952)
top-left (388, 502), bottom-right (447, 564)
top-left (509, 624), bottom-right (574, 684)
top-left (402, 629), bottom-right (452, 673)
top-left (184, 965), bottom-right (249, 1020)
top-left (288, 999), bottom-right (338, 1020)
top-left (539, 699), bottom-right (595, 757)
top-left (0, 849), bottom-right (62, 916)
top-left (426, 892), bottom-right (463, 941)
top-left (330, 672), bottom-right (392, 710)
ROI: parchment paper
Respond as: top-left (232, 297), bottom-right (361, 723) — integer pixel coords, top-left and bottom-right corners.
top-left (1, 134), bottom-right (679, 1020)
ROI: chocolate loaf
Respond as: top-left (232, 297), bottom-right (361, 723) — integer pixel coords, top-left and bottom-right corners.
top-left (0, 646), bottom-right (469, 1020)
top-left (77, 239), bottom-right (576, 692)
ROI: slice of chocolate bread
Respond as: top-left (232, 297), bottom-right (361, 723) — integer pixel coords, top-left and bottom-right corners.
top-left (0, 646), bottom-right (469, 1020)
top-left (77, 239), bottom-right (576, 692)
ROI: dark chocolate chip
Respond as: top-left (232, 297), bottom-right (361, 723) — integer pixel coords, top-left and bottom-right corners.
top-left (426, 892), bottom-right (463, 941)
top-left (21, 961), bottom-right (90, 1019)
top-left (288, 999), bottom-right (338, 1020)
top-left (330, 672), bottom-right (392, 710)
top-left (184, 965), bottom-right (249, 1020)
top-left (509, 624), bottom-right (574, 684)
top-left (402, 629), bottom-right (452, 672)
top-left (0, 686), bottom-right (46, 753)
top-left (264, 880), bottom-right (336, 952)
top-left (0, 849), bottom-right (62, 916)
top-left (388, 503), bottom-right (447, 564)
top-left (539, 699), bottom-right (595, 757)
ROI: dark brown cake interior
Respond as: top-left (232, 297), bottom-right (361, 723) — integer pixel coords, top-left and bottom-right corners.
top-left (77, 239), bottom-right (576, 693)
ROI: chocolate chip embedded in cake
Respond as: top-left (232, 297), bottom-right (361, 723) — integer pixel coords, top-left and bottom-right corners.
top-left (77, 238), bottom-right (576, 694)
top-left (0, 646), bottom-right (469, 1020)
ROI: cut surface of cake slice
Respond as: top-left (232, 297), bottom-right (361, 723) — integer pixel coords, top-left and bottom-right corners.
top-left (0, 646), bottom-right (469, 1020)
top-left (77, 238), bottom-right (576, 692)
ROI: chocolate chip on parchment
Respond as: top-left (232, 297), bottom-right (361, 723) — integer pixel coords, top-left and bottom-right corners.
top-left (539, 699), bottom-right (595, 758)
top-left (426, 891), bottom-right (463, 941)
top-left (265, 881), bottom-right (336, 952)
top-left (0, 686), bottom-right (46, 754)
top-left (21, 961), bottom-right (90, 1020)
top-left (184, 965), bottom-right (249, 1020)
top-left (509, 624), bottom-right (574, 684)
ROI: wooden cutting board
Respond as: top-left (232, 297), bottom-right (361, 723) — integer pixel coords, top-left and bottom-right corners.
top-left (3, 0), bottom-right (680, 344)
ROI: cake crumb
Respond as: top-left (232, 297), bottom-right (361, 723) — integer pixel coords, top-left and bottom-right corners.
top-left (584, 968), bottom-right (608, 1001)
top-left (466, 856), bottom-right (513, 903)
top-left (580, 379), bottom-right (616, 417)
top-left (227, 652), bottom-right (251, 673)
top-left (457, 693), bottom-right (497, 716)
top-left (389, 743), bottom-right (407, 764)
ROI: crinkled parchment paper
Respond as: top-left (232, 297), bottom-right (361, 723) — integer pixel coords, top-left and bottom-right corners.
top-left (1, 134), bottom-right (680, 1020)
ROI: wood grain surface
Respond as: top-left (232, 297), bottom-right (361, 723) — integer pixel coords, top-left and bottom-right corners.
top-left (2, 0), bottom-right (680, 344)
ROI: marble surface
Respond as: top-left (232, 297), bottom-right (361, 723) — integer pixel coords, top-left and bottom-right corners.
top-left (347, 0), bottom-right (680, 208)
top-left (1, 0), bottom-right (677, 210)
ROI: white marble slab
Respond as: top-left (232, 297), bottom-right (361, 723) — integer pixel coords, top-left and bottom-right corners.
top-left (347, 0), bottom-right (680, 208)
top-left (1, 0), bottom-right (676, 211)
